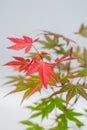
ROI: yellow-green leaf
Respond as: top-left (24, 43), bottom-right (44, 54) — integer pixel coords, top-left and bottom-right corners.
top-left (79, 24), bottom-right (87, 37)
top-left (21, 83), bottom-right (42, 103)
top-left (66, 86), bottom-right (76, 105)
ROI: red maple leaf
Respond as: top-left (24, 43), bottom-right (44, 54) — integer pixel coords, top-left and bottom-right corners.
top-left (26, 58), bottom-right (58, 88)
top-left (55, 54), bottom-right (76, 65)
top-left (4, 56), bottom-right (31, 72)
top-left (7, 36), bottom-right (39, 53)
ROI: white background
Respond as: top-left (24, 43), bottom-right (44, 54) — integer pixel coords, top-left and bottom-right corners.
top-left (0, 0), bottom-right (87, 130)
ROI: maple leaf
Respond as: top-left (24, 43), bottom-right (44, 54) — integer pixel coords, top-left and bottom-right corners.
top-left (4, 56), bottom-right (31, 72)
top-left (55, 54), bottom-right (76, 65)
top-left (26, 58), bottom-right (58, 88)
top-left (4, 75), bottom-right (42, 103)
top-left (7, 36), bottom-right (39, 53)
top-left (21, 83), bottom-right (42, 103)
top-left (75, 24), bottom-right (87, 38)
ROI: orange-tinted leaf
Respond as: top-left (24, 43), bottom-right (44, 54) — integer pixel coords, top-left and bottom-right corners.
top-left (21, 83), bottom-right (42, 103)
top-left (29, 84), bottom-right (42, 97)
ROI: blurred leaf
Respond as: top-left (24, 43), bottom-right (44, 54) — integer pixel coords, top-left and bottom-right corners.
top-left (42, 30), bottom-right (75, 45)
top-left (39, 32), bottom-right (74, 56)
top-left (65, 109), bottom-right (84, 127)
top-left (5, 75), bottom-right (42, 102)
top-left (54, 114), bottom-right (68, 130)
top-left (30, 112), bottom-right (42, 118)
top-left (31, 98), bottom-right (55, 119)
top-left (25, 97), bottom-right (84, 130)
top-left (20, 120), bottom-right (44, 130)
top-left (74, 47), bottom-right (87, 67)
top-left (21, 120), bottom-right (34, 126)
top-left (77, 24), bottom-right (87, 37)
top-left (77, 85), bottom-right (87, 100)
top-left (27, 97), bottom-right (66, 119)
top-left (49, 83), bottom-right (87, 105)
top-left (66, 86), bottom-right (76, 105)
top-left (55, 97), bottom-right (66, 112)
top-left (79, 68), bottom-right (87, 76)
top-left (54, 48), bottom-right (70, 55)
top-left (39, 35), bottom-right (59, 49)
top-left (4, 75), bottom-right (25, 85)
top-left (21, 82), bottom-right (42, 103)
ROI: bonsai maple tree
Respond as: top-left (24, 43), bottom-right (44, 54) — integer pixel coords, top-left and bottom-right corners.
top-left (4, 24), bottom-right (87, 130)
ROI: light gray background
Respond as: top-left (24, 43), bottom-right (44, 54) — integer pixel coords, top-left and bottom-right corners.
top-left (0, 0), bottom-right (87, 130)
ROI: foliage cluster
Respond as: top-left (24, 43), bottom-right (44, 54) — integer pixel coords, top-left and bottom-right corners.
top-left (4, 24), bottom-right (87, 130)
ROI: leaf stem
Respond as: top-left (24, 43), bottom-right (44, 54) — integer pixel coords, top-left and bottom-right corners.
top-left (33, 45), bottom-right (40, 54)
top-left (33, 45), bottom-right (43, 60)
